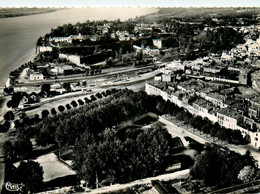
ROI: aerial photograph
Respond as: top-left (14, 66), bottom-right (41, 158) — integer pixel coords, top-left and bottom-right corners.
top-left (1, 0), bottom-right (260, 193)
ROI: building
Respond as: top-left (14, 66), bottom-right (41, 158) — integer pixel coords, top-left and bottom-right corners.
top-left (152, 39), bottom-right (162, 49)
top-left (204, 92), bottom-right (227, 108)
top-left (62, 65), bottom-right (74, 75)
top-left (29, 72), bottom-right (44, 81)
top-left (50, 83), bottom-right (66, 94)
top-left (50, 66), bottom-right (64, 75)
top-left (145, 81), bottom-right (260, 148)
top-left (38, 46), bottom-right (53, 53)
top-left (217, 108), bottom-right (240, 129)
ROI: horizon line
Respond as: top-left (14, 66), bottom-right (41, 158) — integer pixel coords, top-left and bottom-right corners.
top-left (1, 6), bottom-right (260, 8)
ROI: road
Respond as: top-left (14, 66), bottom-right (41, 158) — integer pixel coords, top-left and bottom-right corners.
top-left (159, 115), bottom-right (260, 166)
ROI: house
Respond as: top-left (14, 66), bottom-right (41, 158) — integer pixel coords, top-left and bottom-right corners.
top-left (154, 73), bottom-right (163, 81)
top-left (29, 72), bottom-right (44, 81)
top-left (217, 108), bottom-right (241, 130)
top-left (50, 66), bottom-right (64, 75)
top-left (62, 65), bottom-right (74, 75)
top-left (193, 98), bottom-right (213, 114)
top-left (248, 105), bottom-right (260, 119)
top-left (38, 46), bottom-right (53, 53)
top-left (50, 83), bottom-right (66, 94)
top-left (205, 92), bottom-right (227, 108)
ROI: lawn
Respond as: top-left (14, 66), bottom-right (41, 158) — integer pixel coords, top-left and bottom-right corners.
top-left (15, 153), bottom-right (76, 182)
top-left (35, 153), bottom-right (76, 182)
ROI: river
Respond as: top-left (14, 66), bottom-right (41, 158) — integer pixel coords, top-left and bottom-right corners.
top-left (0, 8), bottom-right (158, 89)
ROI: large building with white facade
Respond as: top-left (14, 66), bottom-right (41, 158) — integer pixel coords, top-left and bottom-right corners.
top-left (145, 81), bottom-right (260, 148)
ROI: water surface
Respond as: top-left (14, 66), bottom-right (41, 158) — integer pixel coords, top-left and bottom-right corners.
top-left (0, 8), bottom-right (158, 88)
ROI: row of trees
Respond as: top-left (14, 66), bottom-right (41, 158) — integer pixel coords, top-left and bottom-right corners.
top-left (30, 89), bottom-right (159, 147)
top-left (190, 144), bottom-right (258, 188)
top-left (157, 99), bottom-right (247, 145)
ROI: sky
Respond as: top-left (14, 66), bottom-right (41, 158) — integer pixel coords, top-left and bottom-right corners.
top-left (1, 0), bottom-right (260, 8)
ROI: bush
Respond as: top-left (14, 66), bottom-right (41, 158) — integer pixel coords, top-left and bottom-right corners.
top-left (66, 104), bottom-right (71, 110)
top-left (77, 99), bottom-right (84, 106)
top-left (84, 97), bottom-right (90, 103)
top-left (71, 100), bottom-right (78, 108)
top-left (51, 108), bottom-right (57, 115)
top-left (58, 105), bottom-right (65, 112)
top-left (41, 110), bottom-right (49, 118)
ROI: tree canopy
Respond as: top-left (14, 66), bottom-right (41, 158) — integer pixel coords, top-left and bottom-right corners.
top-left (73, 127), bottom-right (172, 188)
top-left (190, 144), bottom-right (257, 187)
top-left (16, 160), bottom-right (44, 193)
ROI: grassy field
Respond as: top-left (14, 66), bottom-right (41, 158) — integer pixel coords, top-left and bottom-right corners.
top-left (0, 8), bottom-right (57, 18)
top-left (31, 153), bottom-right (75, 182)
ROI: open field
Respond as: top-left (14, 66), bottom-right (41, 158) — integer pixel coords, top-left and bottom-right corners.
top-left (32, 153), bottom-right (76, 182)
top-left (14, 153), bottom-right (76, 182)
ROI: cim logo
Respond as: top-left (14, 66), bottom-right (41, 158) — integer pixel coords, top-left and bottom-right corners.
top-left (5, 182), bottom-right (24, 192)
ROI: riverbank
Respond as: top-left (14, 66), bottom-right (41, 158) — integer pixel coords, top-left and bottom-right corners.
top-left (0, 8), bottom-right (158, 89)
top-left (0, 8), bottom-right (58, 18)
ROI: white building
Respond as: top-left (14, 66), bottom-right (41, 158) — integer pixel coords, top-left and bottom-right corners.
top-left (38, 46), bottom-right (53, 53)
top-left (204, 92), bottom-right (228, 108)
top-left (29, 73), bottom-right (44, 81)
top-left (50, 66), bottom-right (64, 75)
top-left (145, 82), bottom-right (260, 148)
top-left (153, 39), bottom-right (162, 49)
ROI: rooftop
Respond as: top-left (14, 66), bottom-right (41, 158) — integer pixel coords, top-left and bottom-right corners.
top-left (207, 92), bottom-right (226, 101)
top-left (217, 108), bottom-right (241, 120)
top-left (193, 98), bottom-right (214, 110)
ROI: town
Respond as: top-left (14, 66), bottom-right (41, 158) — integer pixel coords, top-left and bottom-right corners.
top-left (1, 7), bottom-right (260, 194)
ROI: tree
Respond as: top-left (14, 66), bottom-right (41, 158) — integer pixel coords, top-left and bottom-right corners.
top-left (58, 105), bottom-right (65, 112)
top-left (90, 95), bottom-right (97, 101)
top-left (3, 141), bottom-right (14, 162)
top-left (184, 116), bottom-right (191, 125)
top-left (10, 92), bottom-right (24, 108)
top-left (202, 123), bottom-right (211, 137)
top-left (63, 83), bottom-right (71, 92)
top-left (16, 160), bottom-right (44, 193)
top-left (84, 97), bottom-right (90, 103)
top-left (136, 50), bottom-right (143, 61)
top-left (41, 84), bottom-right (51, 96)
top-left (210, 127), bottom-right (218, 142)
top-left (13, 138), bottom-right (32, 160)
top-left (6, 100), bottom-right (13, 108)
top-left (238, 166), bottom-right (256, 183)
top-left (95, 93), bottom-right (102, 99)
top-left (41, 109), bottom-right (49, 119)
top-left (4, 111), bottom-right (14, 121)
top-left (78, 99), bottom-right (84, 106)
top-left (71, 100), bottom-right (78, 108)
top-left (66, 104), bottom-right (72, 110)
top-left (51, 108), bottom-right (57, 115)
